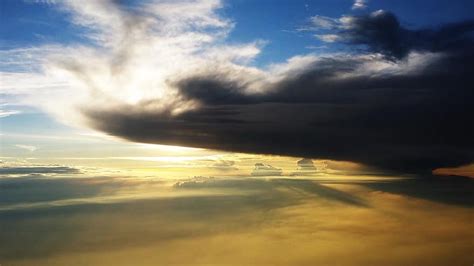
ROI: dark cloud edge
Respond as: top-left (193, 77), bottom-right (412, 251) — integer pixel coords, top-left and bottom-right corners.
top-left (81, 11), bottom-right (474, 175)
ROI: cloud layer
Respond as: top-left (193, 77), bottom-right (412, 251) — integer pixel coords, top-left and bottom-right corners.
top-left (1, 168), bottom-right (472, 265)
top-left (1, 1), bottom-right (473, 174)
top-left (83, 48), bottom-right (474, 173)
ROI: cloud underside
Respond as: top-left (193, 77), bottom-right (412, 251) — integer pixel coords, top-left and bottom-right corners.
top-left (84, 47), bottom-right (474, 173)
top-left (4, 1), bottom-right (474, 174)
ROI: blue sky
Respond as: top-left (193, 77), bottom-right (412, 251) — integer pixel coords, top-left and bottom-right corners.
top-left (2, 0), bottom-right (474, 62)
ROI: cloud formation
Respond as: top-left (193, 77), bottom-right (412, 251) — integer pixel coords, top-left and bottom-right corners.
top-left (1, 169), bottom-right (472, 265)
top-left (296, 158), bottom-right (317, 171)
top-left (14, 144), bottom-right (38, 152)
top-left (251, 163), bottom-right (282, 176)
top-left (83, 48), bottom-right (474, 173)
top-left (293, 158), bottom-right (321, 175)
top-left (0, 110), bottom-right (21, 118)
top-left (2, 1), bottom-right (474, 174)
top-left (0, 166), bottom-right (79, 175)
top-left (352, 0), bottom-right (367, 10)
top-left (210, 160), bottom-right (238, 171)
top-left (315, 10), bottom-right (474, 59)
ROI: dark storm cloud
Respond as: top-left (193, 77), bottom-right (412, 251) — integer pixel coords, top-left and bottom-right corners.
top-left (317, 10), bottom-right (474, 59)
top-left (81, 13), bottom-right (474, 175)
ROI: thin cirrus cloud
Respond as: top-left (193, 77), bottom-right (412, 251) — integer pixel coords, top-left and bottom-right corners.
top-left (0, 165), bottom-right (78, 175)
top-left (0, 109), bottom-right (21, 118)
top-left (0, 0), bottom-right (473, 174)
top-left (14, 144), bottom-right (38, 152)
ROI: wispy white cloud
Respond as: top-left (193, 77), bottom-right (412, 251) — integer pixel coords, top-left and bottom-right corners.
top-left (315, 34), bottom-right (340, 42)
top-left (310, 15), bottom-right (337, 29)
top-left (0, 109), bottom-right (21, 118)
top-left (24, 0), bottom-right (57, 5)
top-left (0, 1), bottom-right (252, 127)
top-left (14, 144), bottom-right (38, 152)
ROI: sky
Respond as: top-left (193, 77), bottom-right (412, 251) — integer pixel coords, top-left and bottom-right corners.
top-left (0, 0), bottom-right (473, 265)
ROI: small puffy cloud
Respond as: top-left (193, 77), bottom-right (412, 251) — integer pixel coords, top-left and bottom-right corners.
top-left (352, 0), bottom-right (368, 10)
top-left (173, 176), bottom-right (216, 188)
top-left (210, 160), bottom-right (238, 171)
top-left (251, 163), bottom-right (282, 176)
top-left (297, 158), bottom-right (317, 171)
top-left (292, 159), bottom-right (327, 176)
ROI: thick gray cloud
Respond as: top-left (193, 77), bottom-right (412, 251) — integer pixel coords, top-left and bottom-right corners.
top-left (83, 52), bottom-right (474, 174)
top-left (77, 11), bottom-right (474, 175)
top-left (316, 10), bottom-right (474, 59)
